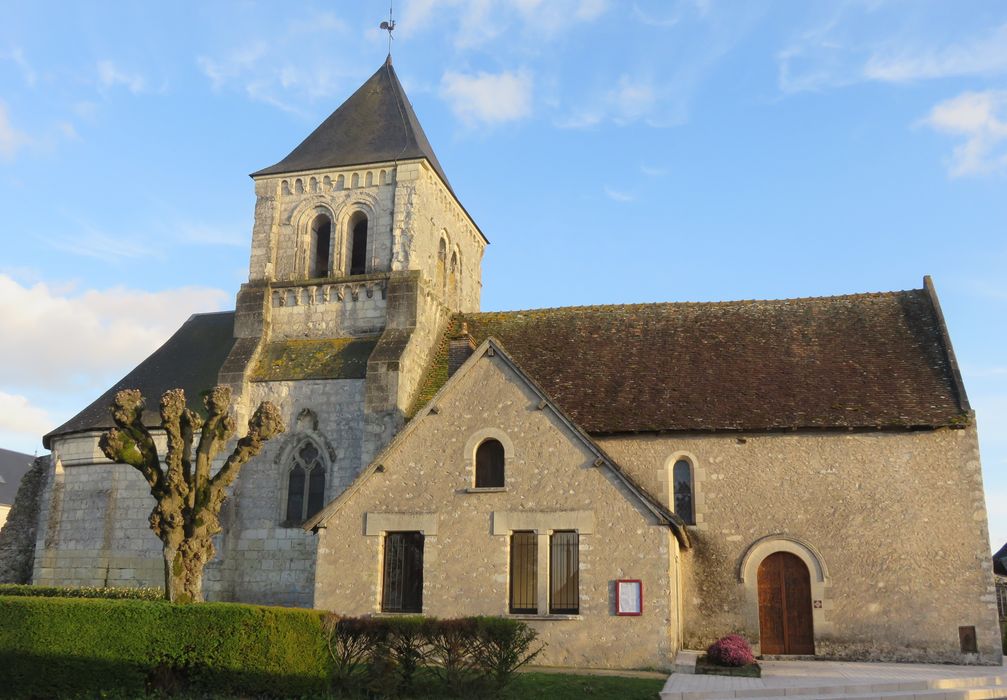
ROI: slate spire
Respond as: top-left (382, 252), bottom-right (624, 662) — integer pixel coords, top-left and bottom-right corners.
top-left (253, 59), bottom-right (452, 192)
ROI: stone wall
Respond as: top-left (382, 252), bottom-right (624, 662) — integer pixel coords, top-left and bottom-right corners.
top-left (596, 425), bottom-right (1003, 664)
top-left (391, 161), bottom-right (484, 313)
top-left (268, 276), bottom-right (388, 341)
top-left (313, 350), bottom-right (680, 671)
top-left (250, 166), bottom-right (397, 283)
top-left (0, 456), bottom-right (49, 584)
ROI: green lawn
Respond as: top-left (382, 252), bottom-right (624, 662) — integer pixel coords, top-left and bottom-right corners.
top-left (502, 672), bottom-right (666, 699)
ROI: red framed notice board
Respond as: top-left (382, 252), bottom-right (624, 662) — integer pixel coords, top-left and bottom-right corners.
top-left (616, 579), bottom-right (643, 616)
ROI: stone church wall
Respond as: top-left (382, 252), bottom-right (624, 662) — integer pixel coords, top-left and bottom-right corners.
top-left (314, 353), bottom-right (681, 671)
top-left (0, 456), bottom-right (50, 583)
top-left (32, 377), bottom-right (367, 608)
top-left (390, 161), bottom-right (483, 313)
top-left (597, 425), bottom-right (1003, 663)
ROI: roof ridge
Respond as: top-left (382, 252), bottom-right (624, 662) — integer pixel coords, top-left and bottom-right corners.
top-left (467, 288), bottom-right (924, 317)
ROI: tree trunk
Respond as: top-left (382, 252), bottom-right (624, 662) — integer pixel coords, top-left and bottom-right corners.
top-left (163, 541), bottom-right (205, 604)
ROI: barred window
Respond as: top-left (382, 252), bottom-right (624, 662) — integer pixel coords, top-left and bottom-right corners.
top-left (285, 442), bottom-right (326, 523)
top-left (509, 531), bottom-right (537, 614)
top-left (549, 531), bottom-right (579, 614)
top-left (673, 459), bottom-right (695, 526)
top-left (382, 532), bottom-right (424, 613)
top-left (475, 439), bottom-right (505, 488)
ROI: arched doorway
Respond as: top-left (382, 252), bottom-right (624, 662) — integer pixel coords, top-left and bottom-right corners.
top-left (757, 551), bottom-right (814, 655)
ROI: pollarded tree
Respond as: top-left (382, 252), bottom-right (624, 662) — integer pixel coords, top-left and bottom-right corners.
top-left (99, 386), bottom-right (285, 603)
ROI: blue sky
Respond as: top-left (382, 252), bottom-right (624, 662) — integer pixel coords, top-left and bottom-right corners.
top-left (1, 1), bottom-right (1005, 550)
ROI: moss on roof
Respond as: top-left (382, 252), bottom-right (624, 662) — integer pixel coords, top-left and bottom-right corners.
top-left (409, 291), bottom-right (968, 432)
top-left (252, 337), bottom-right (378, 382)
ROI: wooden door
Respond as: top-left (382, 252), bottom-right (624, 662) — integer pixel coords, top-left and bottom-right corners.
top-left (757, 551), bottom-right (814, 655)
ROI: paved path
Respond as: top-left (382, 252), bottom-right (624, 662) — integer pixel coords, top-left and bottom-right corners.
top-left (662, 657), bottom-right (1007, 699)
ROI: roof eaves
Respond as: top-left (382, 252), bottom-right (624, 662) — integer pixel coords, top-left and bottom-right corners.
top-left (305, 337), bottom-right (689, 548)
top-left (923, 275), bottom-right (971, 413)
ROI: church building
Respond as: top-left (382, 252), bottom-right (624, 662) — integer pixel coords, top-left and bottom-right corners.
top-left (35, 58), bottom-right (1002, 669)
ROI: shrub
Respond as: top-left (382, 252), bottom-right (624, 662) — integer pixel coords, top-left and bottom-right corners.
top-left (427, 617), bottom-right (480, 696)
top-left (323, 614), bottom-right (383, 694)
top-left (322, 616), bottom-right (543, 697)
top-left (0, 583), bottom-right (163, 600)
top-left (0, 595), bottom-right (331, 697)
top-left (471, 616), bottom-right (544, 692)
top-left (706, 634), bottom-right (756, 667)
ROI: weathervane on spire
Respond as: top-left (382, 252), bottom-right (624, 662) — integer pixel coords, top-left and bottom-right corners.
top-left (380, 1), bottom-right (396, 59)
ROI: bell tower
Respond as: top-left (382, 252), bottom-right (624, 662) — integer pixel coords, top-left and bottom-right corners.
top-left (220, 56), bottom-right (487, 463)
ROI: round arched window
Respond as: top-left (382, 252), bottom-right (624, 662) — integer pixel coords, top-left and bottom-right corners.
top-left (475, 439), bottom-right (505, 488)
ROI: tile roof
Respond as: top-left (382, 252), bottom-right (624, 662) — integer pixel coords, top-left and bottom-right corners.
top-left (43, 312), bottom-right (237, 448)
top-left (411, 286), bottom-right (969, 433)
top-left (252, 57), bottom-right (453, 194)
top-left (0, 448), bottom-right (35, 506)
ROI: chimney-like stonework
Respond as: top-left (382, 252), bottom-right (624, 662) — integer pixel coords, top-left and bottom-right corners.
top-left (447, 323), bottom-right (476, 377)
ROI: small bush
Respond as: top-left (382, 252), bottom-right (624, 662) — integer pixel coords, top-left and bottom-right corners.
top-left (706, 634), bottom-right (756, 667)
top-left (0, 583), bottom-right (163, 600)
top-left (323, 615), bottom-right (543, 697)
top-left (472, 615), bottom-right (544, 691)
top-left (427, 617), bottom-right (479, 696)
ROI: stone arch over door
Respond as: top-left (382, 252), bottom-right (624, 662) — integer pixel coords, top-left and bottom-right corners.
top-left (738, 535), bottom-right (832, 653)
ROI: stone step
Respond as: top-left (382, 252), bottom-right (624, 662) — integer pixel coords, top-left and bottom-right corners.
top-left (672, 649), bottom-right (702, 675)
top-left (662, 673), bottom-right (1007, 700)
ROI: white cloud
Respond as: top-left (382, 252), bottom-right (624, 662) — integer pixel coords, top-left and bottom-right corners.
top-left (97, 60), bottom-right (146, 94)
top-left (0, 273), bottom-right (229, 392)
top-left (778, 13), bottom-right (1007, 94)
top-left (0, 392), bottom-right (52, 443)
top-left (865, 23), bottom-right (1007, 83)
top-left (440, 69), bottom-right (533, 126)
top-left (44, 229), bottom-right (163, 261)
top-left (196, 12), bottom-right (363, 114)
top-left (641, 164), bottom-right (669, 177)
top-left (603, 186), bottom-right (636, 203)
top-left (922, 90), bottom-right (1007, 177)
top-left (4, 47), bottom-right (37, 87)
top-left (0, 102), bottom-right (29, 161)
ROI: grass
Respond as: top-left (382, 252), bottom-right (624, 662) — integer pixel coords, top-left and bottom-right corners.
top-left (501, 672), bottom-right (666, 699)
top-left (80, 671), bottom-right (667, 699)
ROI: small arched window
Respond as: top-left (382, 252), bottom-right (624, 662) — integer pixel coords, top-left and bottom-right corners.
top-left (673, 459), bottom-right (695, 526)
top-left (448, 251), bottom-right (458, 307)
top-left (436, 237), bottom-right (447, 293)
top-left (309, 214), bottom-right (332, 278)
top-left (349, 212), bottom-right (368, 275)
top-left (475, 439), bottom-right (505, 488)
top-left (286, 441), bottom-right (326, 523)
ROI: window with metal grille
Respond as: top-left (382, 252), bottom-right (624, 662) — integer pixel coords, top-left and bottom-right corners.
top-left (382, 532), bottom-right (424, 613)
top-left (673, 459), bottom-right (695, 525)
top-left (549, 531), bottom-right (579, 614)
top-left (509, 531), bottom-right (537, 614)
top-left (475, 439), bottom-right (505, 488)
top-left (285, 442), bottom-right (326, 523)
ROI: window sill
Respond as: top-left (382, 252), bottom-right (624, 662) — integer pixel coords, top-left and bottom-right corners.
top-left (509, 613), bottom-right (582, 621)
top-left (465, 487), bottom-right (507, 493)
top-left (374, 611), bottom-right (424, 617)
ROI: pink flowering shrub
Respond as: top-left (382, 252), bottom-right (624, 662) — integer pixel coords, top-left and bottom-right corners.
top-left (706, 634), bottom-right (756, 667)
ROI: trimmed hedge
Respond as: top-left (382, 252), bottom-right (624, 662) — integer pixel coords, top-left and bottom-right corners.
top-left (0, 583), bottom-right (163, 600)
top-left (323, 614), bottom-right (543, 697)
top-left (0, 595), bottom-right (330, 698)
